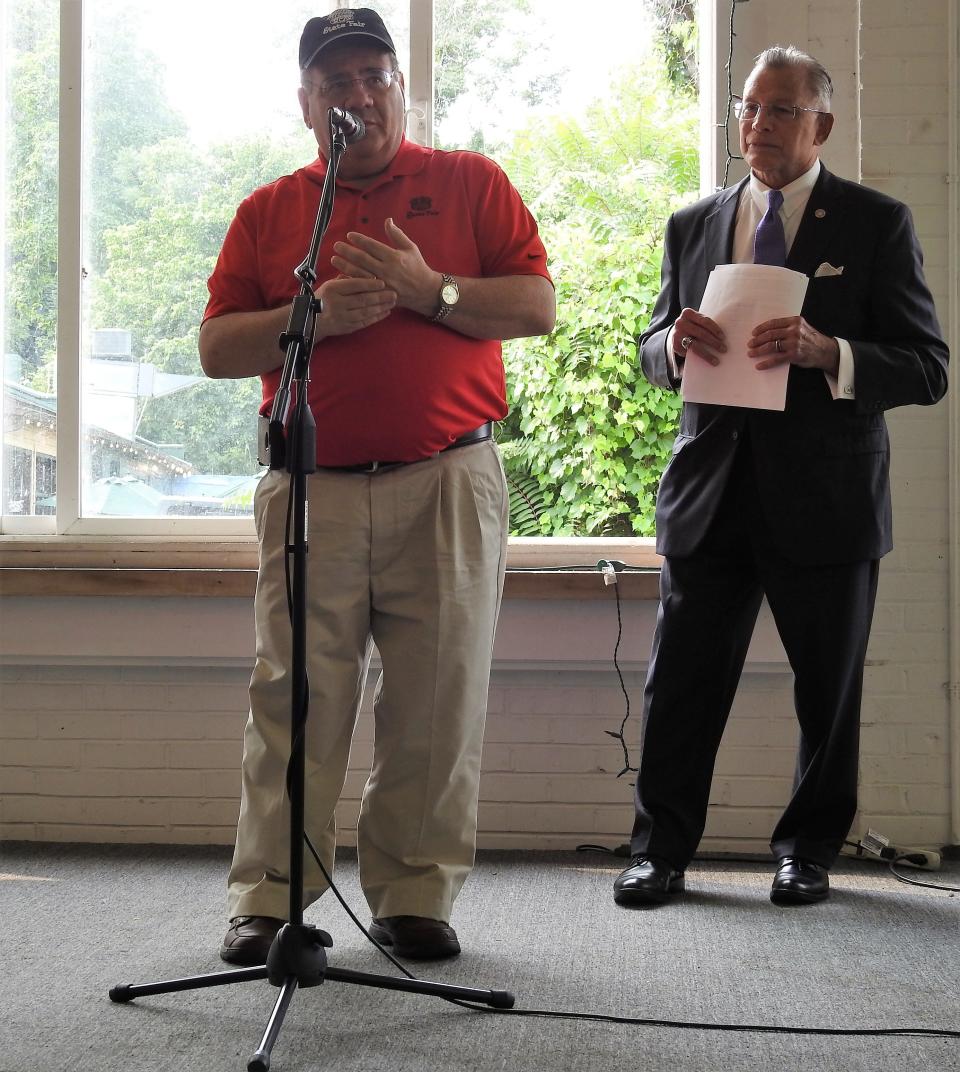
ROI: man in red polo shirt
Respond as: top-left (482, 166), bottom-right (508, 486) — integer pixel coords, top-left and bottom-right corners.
top-left (200, 8), bottom-right (554, 964)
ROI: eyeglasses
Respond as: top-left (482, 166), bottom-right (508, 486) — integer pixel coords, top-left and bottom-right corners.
top-left (733, 97), bottom-right (829, 122)
top-left (302, 69), bottom-right (399, 100)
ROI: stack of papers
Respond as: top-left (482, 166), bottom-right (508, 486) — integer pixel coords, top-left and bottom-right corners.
top-left (681, 263), bottom-right (809, 411)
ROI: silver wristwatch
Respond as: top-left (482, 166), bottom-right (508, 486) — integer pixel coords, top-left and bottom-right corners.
top-left (429, 274), bottom-right (460, 323)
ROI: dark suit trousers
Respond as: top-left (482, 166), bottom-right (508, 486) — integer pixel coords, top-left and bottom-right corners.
top-left (631, 440), bottom-right (879, 870)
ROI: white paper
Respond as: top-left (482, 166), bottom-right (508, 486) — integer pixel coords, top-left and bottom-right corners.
top-left (681, 263), bottom-right (809, 411)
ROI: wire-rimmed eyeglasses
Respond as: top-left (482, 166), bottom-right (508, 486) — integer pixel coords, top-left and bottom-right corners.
top-left (302, 69), bottom-right (400, 100)
top-left (733, 96), bottom-right (830, 122)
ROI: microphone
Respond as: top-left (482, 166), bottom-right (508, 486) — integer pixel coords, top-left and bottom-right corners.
top-left (328, 107), bottom-right (365, 144)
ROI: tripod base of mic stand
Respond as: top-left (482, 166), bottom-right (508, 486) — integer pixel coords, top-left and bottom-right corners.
top-left (109, 924), bottom-right (515, 1071)
top-left (266, 922), bottom-right (331, 987)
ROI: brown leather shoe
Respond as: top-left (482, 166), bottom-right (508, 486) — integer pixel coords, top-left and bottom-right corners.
top-left (220, 915), bottom-right (284, 965)
top-left (369, 916), bottom-right (461, 959)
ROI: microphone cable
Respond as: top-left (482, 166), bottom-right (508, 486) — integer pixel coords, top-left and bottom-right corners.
top-left (301, 832), bottom-right (960, 1043)
top-left (279, 448), bottom-right (958, 1043)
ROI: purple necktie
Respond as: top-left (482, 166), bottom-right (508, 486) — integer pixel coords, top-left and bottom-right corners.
top-left (753, 189), bottom-right (786, 266)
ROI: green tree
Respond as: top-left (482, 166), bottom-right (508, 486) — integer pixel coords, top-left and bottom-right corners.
top-left (498, 57), bottom-right (699, 536)
top-left (92, 132), bottom-right (308, 473)
top-left (433, 0), bottom-right (560, 152)
top-left (652, 0), bottom-right (699, 94)
top-left (4, 0), bottom-right (59, 381)
top-left (4, 2), bottom-right (186, 385)
top-left (85, 6), bottom-right (188, 270)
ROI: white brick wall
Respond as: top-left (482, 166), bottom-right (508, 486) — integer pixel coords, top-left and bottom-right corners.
top-left (0, 666), bottom-right (246, 845)
top-left (856, 0), bottom-right (954, 850)
top-left (1, 0), bottom-right (955, 855)
top-left (0, 663), bottom-right (803, 852)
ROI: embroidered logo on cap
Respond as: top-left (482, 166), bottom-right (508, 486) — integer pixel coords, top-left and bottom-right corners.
top-left (324, 9), bottom-right (367, 34)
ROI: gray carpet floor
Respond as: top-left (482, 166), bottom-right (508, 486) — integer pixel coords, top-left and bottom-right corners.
top-left (1, 843), bottom-right (958, 1072)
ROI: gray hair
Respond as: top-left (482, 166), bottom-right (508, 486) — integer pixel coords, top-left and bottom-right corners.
top-left (751, 45), bottom-right (833, 110)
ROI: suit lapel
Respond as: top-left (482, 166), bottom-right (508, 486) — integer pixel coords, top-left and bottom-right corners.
top-left (703, 179), bottom-right (745, 276)
top-left (786, 166), bottom-right (845, 275)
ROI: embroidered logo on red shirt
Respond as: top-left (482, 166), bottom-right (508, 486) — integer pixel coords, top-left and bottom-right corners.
top-left (407, 196), bottom-right (439, 219)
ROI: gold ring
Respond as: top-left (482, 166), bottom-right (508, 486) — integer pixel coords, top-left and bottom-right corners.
top-left (775, 338), bottom-right (783, 353)
top-left (680, 335), bottom-right (693, 350)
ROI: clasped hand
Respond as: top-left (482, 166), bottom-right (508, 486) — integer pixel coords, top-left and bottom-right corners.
top-left (671, 310), bottom-right (839, 375)
top-left (312, 218), bottom-right (440, 337)
top-left (746, 316), bottom-right (840, 374)
top-left (312, 275), bottom-right (396, 338)
top-left (329, 218), bottom-right (440, 319)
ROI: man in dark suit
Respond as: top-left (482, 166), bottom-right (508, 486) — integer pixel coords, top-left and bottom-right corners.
top-left (613, 45), bottom-right (949, 908)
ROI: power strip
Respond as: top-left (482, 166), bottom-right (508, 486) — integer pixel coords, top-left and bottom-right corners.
top-left (844, 829), bottom-right (942, 871)
top-left (891, 848), bottom-right (941, 870)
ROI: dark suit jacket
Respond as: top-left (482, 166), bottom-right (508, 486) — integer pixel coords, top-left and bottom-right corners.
top-left (639, 165), bottom-right (949, 564)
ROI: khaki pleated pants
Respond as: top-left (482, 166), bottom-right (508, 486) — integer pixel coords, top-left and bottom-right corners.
top-left (226, 439), bottom-right (508, 923)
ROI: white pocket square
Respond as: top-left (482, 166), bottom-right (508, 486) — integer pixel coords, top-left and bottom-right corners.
top-left (814, 262), bottom-right (844, 277)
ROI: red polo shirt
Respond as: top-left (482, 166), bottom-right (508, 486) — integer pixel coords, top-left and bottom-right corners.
top-left (204, 138), bottom-right (551, 465)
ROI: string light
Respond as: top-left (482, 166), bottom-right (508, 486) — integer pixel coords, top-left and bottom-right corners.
top-left (720, 0), bottom-right (748, 188)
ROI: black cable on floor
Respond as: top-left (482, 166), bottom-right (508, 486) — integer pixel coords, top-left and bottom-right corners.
top-left (302, 834), bottom-right (960, 1042)
top-left (890, 855), bottom-right (960, 893)
top-left (443, 1000), bottom-right (960, 1040)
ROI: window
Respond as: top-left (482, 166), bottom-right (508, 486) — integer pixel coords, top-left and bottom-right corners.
top-left (430, 0), bottom-right (699, 535)
top-left (2, 0), bottom-right (699, 541)
top-left (2, 0), bottom-right (59, 522)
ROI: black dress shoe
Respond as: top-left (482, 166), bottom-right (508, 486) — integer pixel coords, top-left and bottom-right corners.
top-left (770, 857), bottom-right (830, 905)
top-left (220, 915), bottom-right (284, 965)
top-left (613, 855), bottom-right (685, 906)
top-left (369, 916), bottom-right (461, 959)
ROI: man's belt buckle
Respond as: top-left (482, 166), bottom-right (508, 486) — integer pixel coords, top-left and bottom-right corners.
top-left (355, 459), bottom-right (404, 474)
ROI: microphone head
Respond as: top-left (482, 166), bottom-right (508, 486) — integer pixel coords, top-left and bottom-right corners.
top-left (347, 114), bottom-right (365, 143)
top-left (329, 107), bottom-right (365, 144)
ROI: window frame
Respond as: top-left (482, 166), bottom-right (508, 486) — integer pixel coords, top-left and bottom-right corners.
top-left (0, 0), bottom-right (709, 566)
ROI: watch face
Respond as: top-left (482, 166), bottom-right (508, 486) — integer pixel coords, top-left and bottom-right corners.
top-left (441, 282), bottom-right (459, 305)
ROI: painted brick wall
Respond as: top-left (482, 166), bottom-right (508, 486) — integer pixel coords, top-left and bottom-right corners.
top-left (847, 0), bottom-right (954, 850)
top-left (0, 663), bottom-right (801, 852)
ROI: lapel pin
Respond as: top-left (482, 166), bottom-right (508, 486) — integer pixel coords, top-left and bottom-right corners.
top-left (814, 208), bottom-right (827, 218)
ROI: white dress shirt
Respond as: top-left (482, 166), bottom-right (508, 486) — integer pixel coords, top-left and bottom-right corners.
top-left (670, 159), bottom-right (855, 400)
top-left (734, 160), bottom-right (855, 400)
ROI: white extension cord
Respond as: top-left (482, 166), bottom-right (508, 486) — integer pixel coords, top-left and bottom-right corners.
top-left (844, 828), bottom-right (942, 870)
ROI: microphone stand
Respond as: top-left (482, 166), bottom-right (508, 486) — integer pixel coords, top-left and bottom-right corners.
top-left (108, 110), bottom-right (514, 1072)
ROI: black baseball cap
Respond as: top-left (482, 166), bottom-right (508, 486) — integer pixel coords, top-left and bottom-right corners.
top-left (299, 8), bottom-right (397, 70)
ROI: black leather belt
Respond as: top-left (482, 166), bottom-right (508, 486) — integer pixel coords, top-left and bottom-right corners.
top-left (320, 422), bottom-right (493, 474)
